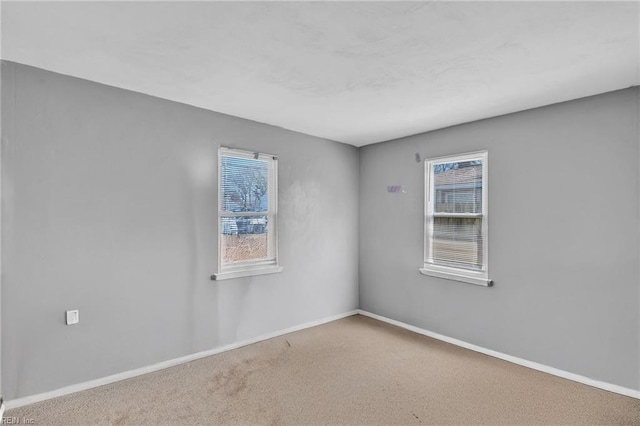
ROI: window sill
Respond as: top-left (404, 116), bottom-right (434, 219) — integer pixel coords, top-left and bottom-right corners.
top-left (211, 265), bottom-right (283, 281)
top-left (419, 267), bottom-right (493, 287)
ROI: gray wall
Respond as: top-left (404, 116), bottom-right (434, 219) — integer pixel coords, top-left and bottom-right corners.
top-left (359, 87), bottom-right (640, 391)
top-left (2, 59), bottom-right (639, 400)
top-left (1, 61), bottom-right (359, 399)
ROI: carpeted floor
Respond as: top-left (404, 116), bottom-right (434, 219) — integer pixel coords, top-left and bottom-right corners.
top-left (7, 315), bottom-right (640, 425)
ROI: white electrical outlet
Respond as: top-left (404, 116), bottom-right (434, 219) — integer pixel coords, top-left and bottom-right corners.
top-left (66, 310), bottom-right (79, 325)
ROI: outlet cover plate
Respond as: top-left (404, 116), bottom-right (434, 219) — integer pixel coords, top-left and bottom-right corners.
top-left (66, 310), bottom-right (79, 325)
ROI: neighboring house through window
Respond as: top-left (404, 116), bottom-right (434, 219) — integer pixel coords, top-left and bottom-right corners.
top-left (420, 151), bottom-right (492, 286)
top-left (212, 147), bottom-right (282, 280)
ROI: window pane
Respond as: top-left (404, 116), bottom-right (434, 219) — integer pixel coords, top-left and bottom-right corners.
top-left (434, 160), bottom-right (483, 213)
top-left (221, 215), bottom-right (270, 264)
top-left (432, 217), bottom-right (483, 270)
top-left (221, 156), bottom-right (269, 213)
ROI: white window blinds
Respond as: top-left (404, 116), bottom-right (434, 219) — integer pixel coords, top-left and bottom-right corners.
top-left (423, 151), bottom-right (490, 285)
top-left (218, 147), bottom-right (278, 272)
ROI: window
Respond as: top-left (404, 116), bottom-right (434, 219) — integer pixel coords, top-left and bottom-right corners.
top-left (212, 147), bottom-right (282, 280)
top-left (420, 151), bottom-right (491, 286)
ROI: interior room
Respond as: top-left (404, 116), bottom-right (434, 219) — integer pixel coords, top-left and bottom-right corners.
top-left (1, 1), bottom-right (639, 424)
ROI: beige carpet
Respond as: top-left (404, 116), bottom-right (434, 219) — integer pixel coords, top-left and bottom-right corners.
top-left (7, 315), bottom-right (640, 425)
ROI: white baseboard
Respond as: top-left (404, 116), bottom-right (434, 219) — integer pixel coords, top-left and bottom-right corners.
top-left (6, 310), bottom-right (359, 409)
top-left (356, 309), bottom-right (640, 400)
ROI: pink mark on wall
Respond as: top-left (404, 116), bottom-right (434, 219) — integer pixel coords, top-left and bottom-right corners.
top-left (387, 185), bottom-right (406, 193)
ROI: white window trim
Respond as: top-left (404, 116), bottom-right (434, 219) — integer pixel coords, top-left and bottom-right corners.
top-left (420, 150), bottom-right (492, 287)
top-left (212, 147), bottom-right (282, 281)
top-left (212, 265), bottom-right (283, 281)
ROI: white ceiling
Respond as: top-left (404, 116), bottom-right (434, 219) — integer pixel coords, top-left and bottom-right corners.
top-left (2, 1), bottom-right (639, 146)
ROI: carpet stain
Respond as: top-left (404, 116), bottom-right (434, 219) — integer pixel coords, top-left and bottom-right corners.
top-left (210, 360), bottom-right (254, 398)
top-left (112, 412), bottom-right (130, 425)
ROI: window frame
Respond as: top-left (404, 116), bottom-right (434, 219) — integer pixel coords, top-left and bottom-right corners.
top-left (420, 150), bottom-right (492, 287)
top-left (211, 147), bottom-right (282, 281)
